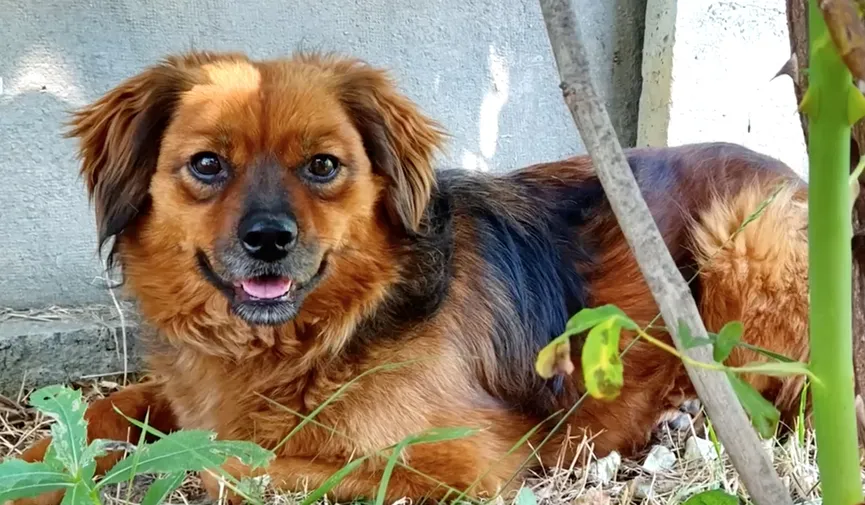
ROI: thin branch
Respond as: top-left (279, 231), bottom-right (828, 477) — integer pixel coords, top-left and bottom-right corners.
top-left (535, 1), bottom-right (793, 504)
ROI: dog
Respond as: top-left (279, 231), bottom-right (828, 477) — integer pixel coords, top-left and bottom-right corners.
top-left (10, 51), bottom-right (810, 504)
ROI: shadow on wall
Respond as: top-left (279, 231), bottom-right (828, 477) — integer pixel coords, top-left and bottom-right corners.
top-left (610, 0), bottom-right (648, 148)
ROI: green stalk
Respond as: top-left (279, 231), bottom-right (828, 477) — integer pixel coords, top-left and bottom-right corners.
top-left (803, 1), bottom-right (863, 503)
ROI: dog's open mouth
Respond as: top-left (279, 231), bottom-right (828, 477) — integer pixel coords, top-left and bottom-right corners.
top-left (234, 276), bottom-right (294, 302)
top-left (195, 250), bottom-right (329, 326)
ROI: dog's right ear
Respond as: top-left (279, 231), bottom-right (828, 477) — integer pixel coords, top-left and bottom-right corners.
top-left (66, 56), bottom-right (201, 266)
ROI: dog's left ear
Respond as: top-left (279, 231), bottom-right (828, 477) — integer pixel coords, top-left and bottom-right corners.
top-left (336, 63), bottom-right (446, 233)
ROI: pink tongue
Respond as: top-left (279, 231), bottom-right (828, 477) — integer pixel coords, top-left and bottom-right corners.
top-left (240, 278), bottom-right (292, 299)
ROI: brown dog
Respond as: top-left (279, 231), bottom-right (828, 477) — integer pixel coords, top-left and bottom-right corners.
top-left (10, 51), bottom-right (809, 504)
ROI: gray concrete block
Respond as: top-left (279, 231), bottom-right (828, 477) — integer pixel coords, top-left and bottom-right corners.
top-left (637, 0), bottom-right (808, 178)
top-left (0, 305), bottom-right (142, 396)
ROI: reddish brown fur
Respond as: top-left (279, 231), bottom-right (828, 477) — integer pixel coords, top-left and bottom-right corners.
top-left (8, 52), bottom-right (811, 505)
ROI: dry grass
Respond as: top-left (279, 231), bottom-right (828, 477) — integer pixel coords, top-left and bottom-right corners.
top-left (0, 375), bottom-right (856, 505)
top-left (0, 303), bottom-right (134, 325)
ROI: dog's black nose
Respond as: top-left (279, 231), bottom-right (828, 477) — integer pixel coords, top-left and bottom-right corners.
top-left (238, 212), bottom-right (297, 262)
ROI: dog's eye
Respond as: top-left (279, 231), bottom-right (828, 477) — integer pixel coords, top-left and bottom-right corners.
top-left (188, 152), bottom-right (227, 182)
top-left (304, 154), bottom-right (341, 182)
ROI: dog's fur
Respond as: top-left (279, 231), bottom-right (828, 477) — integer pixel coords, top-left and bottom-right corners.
top-left (11, 51), bottom-right (810, 504)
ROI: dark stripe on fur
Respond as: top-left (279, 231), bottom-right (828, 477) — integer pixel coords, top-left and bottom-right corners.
top-left (441, 170), bottom-right (604, 414)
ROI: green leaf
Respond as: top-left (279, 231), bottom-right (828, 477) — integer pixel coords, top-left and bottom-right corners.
top-left (713, 321), bottom-right (743, 363)
top-left (515, 487), bottom-right (538, 505)
top-left (705, 419), bottom-right (723, 462)
top-left (678, 319), bottom-right (713, 349)
top-left (299, 455), bottom-right (371, 505)
top-left (81, 439), bottom-right (113, 464)
top-left (99, 430), bottom-right (274, 486)
top-left (60, 480), bottom-right (97, 505)
top-left (42, 443), bottom-right (66, 472)
top-left (375, 438), bottom-right (411, 505)
top-left (28, 386), bottom-right (89, 476)
top-left (735, 342), bottom-right (796, 363)
top-left (727, 371), bottom-right (780, 438)
top-left (581, 317), bottom-right (624, 400)
top-left (847, 82), bottom-right (865, 125)
top-left (566, 305), bottom-right (638, 333)
top-left (0, 459), bottom-right (73, 502)
top-left (537, 305), bottom-right (639, 380)
top-left (208, 440), bottom-right (275, 470)
top-left (683, 489), bottom-right (741, 505)
top-left (140, 472), bottom-right (186, 505)
top-left (535, 335), bottom-right (573, 379)
top-left (409, 426), bottom-right (478, 445)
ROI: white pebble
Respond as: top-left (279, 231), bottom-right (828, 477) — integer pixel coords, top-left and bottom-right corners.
top-left (641, 445), bottom-right (677, 473)
top-left (684, 436), bottom-right (720, 462)
top-left (588, 450), bottom-right (621, 484)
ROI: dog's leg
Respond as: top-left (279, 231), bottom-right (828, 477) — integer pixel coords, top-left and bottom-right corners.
top-left (7, 380), bottom-right (177, 505)
top-left (200, 457), bottom-right (439, 505)
top-left (200, 436), bottom-right (530, 504)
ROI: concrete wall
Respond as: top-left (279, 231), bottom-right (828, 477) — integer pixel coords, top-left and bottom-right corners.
top-left (0, 0), bottom-right (647, 310)
top-left (638, 0), bottom-right (808, 178)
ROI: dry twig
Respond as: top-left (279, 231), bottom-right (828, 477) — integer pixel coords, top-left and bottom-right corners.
top-left (535, 0), bottom-right (794, 503)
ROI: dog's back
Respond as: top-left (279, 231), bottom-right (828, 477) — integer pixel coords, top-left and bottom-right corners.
top-left (410, 142), bottom-right (808, 459)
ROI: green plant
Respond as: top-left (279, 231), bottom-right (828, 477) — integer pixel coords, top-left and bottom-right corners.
top-left (0, 385), bottom-right (274, 505)
top-left (0, 378), bottom-right (485, 505)
top-left (682, 488), bottom-right (741, 505)
top-left (796, 0), bottom-right (865, 502)
top-left (536, 305), bottom-right (814, 438)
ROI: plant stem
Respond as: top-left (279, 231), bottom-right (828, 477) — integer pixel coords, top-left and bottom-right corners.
top-left (633, 327), bottom-right (820, 382)
top-left (805, 1), bottom-right (863, 503)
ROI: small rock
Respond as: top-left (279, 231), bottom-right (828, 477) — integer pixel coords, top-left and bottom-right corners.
top-left (588, 450), bottom-right (621, 484)
top-left (641, 444), bottom-right (676, 473)
top-left (632, 479), bottom-right (655, 499)
top-left (684, 436), bottom-right (719, 462)
top-left (680, 398), bottom-right (702, 416)
top-left (573, 488), bottom-right (612, 505)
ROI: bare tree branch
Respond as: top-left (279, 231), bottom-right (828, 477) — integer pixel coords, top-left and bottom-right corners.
top-left (536, 1), bottom-right (793, 503)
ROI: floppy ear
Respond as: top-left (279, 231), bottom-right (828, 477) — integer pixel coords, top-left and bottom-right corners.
top-left (66, 55), bottom-right (202, 266)
top-left (336, 62), bottom-right (446, 233)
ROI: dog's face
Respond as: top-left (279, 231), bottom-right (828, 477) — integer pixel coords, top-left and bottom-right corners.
top-left (69, 52), bottom-right (444, 329)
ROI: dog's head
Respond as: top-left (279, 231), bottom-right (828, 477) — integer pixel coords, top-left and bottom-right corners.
top-left (69, 52), bottom-right (445, 335)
